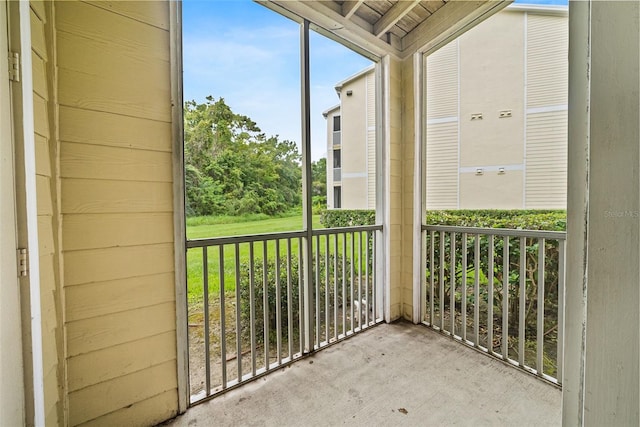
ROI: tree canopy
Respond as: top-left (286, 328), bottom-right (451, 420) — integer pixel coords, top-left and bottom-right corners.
top-left (184, 96), bottom-right (302, 216)
top-left (311, 157), bottom-right (327, 209)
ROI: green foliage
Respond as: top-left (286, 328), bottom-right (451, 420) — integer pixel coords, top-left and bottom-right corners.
top-left (425, 210), bottom-right (566, 231)
top-left (184, 96), bottom-right (302, 217)
top-left (422, 209), bottom-right (566, 376)
top-left (311, 158), bottom-right (327, 198)
top-left (238, 253), bottom-right (351, 347)
top-left (311, 158), bottom-right (328, 214)
top-left (318, 209), bottom-right (376, 228)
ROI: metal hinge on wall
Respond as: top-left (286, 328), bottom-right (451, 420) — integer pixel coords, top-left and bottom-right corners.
top-left (8, 52), bottom-right (20, 82)
top-left (17, 248), bottom-right (28, 277)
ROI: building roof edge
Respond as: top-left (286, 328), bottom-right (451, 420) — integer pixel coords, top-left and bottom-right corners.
top-left (334, 64), bottom-right (376, 93)
top-left (322, 104), bottom-right (340, 118)
top-left (505, 3), bottom-right (568, 15)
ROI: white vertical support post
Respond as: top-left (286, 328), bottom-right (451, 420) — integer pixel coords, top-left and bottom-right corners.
top-left (300, 19), bottom-right (315, 353)
top-left (0, 0), bottom-right (26, 424)
top-left (11, 1), bottom-right (45, 424)
top-left (565, 1), bottom-right (640, 425)
top-left (412, 51), bottom-right (425, 324)
top-left (379, 56), bottom-right (391, 323)
top-left (169, 0), bottom-right (189, 413)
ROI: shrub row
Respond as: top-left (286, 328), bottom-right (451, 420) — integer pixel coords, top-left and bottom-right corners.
top-left (319, 209), bottom-right (375, 228)
top-left (319, 208), bottom-right (566, 231)
top-left (425, 209), bottom-right (566, 231)
top-left (238, 253), bottom-right (356, 347)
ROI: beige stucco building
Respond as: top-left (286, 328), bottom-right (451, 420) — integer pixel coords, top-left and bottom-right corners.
top-left (324, 66), bottom-right (377, 209)
top-left (325, 4), bottom-right (568, 210)
top-left (1, 1), bottom-right (638, 426)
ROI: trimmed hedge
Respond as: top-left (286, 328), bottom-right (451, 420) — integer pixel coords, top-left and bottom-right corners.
top-left (425, 209), bottom-right (566, 231)
top-left (319, 208), bottom-right (567, 231)
top-left (319, 209), bottom-right (375, 228)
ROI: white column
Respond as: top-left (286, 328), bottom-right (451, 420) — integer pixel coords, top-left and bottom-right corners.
top-left (0, 1), bottom-right (26, 424)
top-left (564, 1), bottom-right (640, 425)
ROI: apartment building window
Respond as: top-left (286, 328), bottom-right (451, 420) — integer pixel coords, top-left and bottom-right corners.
top-left (334, 186), bottom-right (342, 208)
top-left (333, 149), bottom-right (341, 168)
top-left (332, 115), bottom-right (341, 146)
top-left (333, 149), bottom-right (342, 181)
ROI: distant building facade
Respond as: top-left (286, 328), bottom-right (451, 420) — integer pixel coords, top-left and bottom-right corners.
top-left (324, 65), bottom-right (377, 209)
top-left (324, 4), bottom-right (568, 210)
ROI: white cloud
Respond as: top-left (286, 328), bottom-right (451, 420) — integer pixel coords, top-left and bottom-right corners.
top-left (182, 0), bottom-right (372, 160)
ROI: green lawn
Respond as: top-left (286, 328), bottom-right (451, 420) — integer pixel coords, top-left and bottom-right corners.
top-left (187, 215), bottom-right (320, 240)
top-left (186, 215), bottom-right (321, 302)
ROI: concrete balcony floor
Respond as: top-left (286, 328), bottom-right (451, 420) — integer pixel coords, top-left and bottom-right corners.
top-left (166, 321), bottom-right (561, 426)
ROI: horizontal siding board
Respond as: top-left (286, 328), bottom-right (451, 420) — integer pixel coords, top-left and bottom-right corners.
top-left (62, 212), bottom-right (174, 251)
top-left (30, 8), bottom-right (47, 60)
top-left (526, 14), bottom-right (568, 109)
top-left (60, 142), bottom-right (173, 182)
top-left (61, 179), bottom-right (173, 214)
top-left (31, 1), bottom-right (46, 22)
top-left (58, 67), bottom-right (170, 123)
top-left (63, 242), bottom-right (174, 287)
top-left (84, 0), bottom-right (170, 30)
top-left (44, 368), bottom-right (59, 425)
top-left (66, 302), bottom-right (176, 357)
top-left (33, 94), bottom-right (49, 138)
top-left (56, 1), bottom-right (169, 61)
top-left (54, 2), bottom-right (177, 426)
top-left (35, 134), bottom-right (51, 177)
top-left (37, 175), bottom-right (53, 215)
top-left (41, 307), bottom-right (58, 371)
top-left (367, 73), bottom-right (375, 127)
top-left (59, 106), bottom-right (172, 152)
top-left (68, 360), bottom-right (177, 426)
top-left (32, 52), bottom-right (48, 100)
top-left (426, 121), bottom-right (458, 209)
top-left (37, 215), bottom-right (55, 256)
top-left (525, 111), bottom-right (567, 208)
top-left (67, 331), bottom-right (176, 391)
top-left (39, 252), bottom-right (56, 295)
top-left (45, 401), bottom-right (59, 427)
top-left (77, 389), bottom-right (177, 427)
top-left (64, 272), bottom-right (175, 322)
top-left (426, 40), bottom-right (457, 119)
top-left (56, 28), bottom-right (170, 104)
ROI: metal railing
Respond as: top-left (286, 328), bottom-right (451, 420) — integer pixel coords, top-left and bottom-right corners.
top-left (332, 130), bottom-right (341, 146)
top-left (186, 225), bottom-right (383, 404)
top-left (421, 225), bottom-right (566, 385)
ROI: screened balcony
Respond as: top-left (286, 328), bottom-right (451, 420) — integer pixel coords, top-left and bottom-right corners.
top-left (166, 321), bottom-right (561, 426)
top-left (3, 1), bottom-right (637, 426)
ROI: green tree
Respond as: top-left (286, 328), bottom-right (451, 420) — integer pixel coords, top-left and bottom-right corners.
top-left (184, 97), bottom-right (302, 216)
top-left (311, 157), bottom-right (327, 209)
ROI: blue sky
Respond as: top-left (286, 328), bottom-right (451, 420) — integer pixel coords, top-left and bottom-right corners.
top-left (182, 0), bottom-right (567, 160)
top-left (182, 0), bottom-right (372, 160)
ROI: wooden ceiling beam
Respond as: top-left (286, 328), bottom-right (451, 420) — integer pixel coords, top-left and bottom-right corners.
top-left (342, 0), bottom-right (365, 19)
top-left (373, 0), bottom-right (421, 37)
top-left (264, 0), bottom-right (403, 59)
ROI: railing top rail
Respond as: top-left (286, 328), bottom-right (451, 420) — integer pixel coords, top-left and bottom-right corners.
top-left (187, 230), bottom-right (307, 248)
top-left (186, 224), bottom-right (383, 248)
top-left (422, 224), bottom-right (566, 240)
top-left (312, 225), bottom-right (383, 235)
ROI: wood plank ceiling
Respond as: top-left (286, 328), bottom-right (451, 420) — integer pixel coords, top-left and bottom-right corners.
top-left (264, 0), bottom-right (511, 59)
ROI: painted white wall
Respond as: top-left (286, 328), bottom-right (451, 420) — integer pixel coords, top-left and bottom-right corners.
top-left (564, 1), bottom-right (640, 425)
top-left (0, 0), bottom-right (26, 424)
